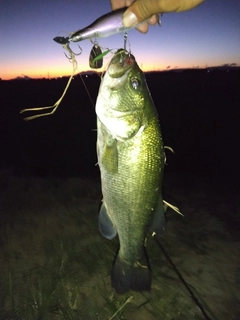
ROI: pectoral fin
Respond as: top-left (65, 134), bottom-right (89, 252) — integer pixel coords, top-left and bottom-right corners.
top-left (101, 134), bottom-right (118, 174)
top-left (99, 202), bottom-right (117, 239)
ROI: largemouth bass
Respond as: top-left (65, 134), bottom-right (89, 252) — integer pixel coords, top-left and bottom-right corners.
top-left (96, 49), bottom-right (166, 294)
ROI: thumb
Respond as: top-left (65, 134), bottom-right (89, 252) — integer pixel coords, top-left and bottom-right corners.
top-left (123, 0), bottom-right (160, 27)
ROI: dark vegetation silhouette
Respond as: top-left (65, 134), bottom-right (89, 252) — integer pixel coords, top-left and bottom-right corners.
top-left (0, 69), bottom-right (239, 181)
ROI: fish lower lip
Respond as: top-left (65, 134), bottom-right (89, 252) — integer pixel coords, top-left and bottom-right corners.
top-left (105, 109), bottom-right (136, 117)
top-left (108, 64), bottom-right (132, 80)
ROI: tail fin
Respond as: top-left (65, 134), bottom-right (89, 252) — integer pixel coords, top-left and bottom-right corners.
top-left (111, 249), bottom-right (151, 294)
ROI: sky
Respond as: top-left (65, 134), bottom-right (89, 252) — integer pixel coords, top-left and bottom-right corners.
top-left (0, 0), bottom-right (240, 80)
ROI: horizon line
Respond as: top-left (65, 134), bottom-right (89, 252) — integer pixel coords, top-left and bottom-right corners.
top-left (1, 65), bottom-right (239, 81)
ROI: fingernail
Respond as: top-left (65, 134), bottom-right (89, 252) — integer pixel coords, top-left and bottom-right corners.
top-left (123, 11), bottom-right (138, 28)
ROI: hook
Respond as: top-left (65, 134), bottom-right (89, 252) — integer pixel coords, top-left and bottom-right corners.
top-left (63, 42), bottom-right (82, 60)
top-left (157, 13), bottom-right (163, 27)
top-left (123, 32), bottom-right (128, 51)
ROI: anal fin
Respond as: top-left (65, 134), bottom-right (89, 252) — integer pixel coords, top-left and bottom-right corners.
top-left (149, 196), bottom-right (166, 235)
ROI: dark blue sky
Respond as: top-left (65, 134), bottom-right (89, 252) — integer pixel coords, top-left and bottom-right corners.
top-left (1, 0), bottom-right (239, 79)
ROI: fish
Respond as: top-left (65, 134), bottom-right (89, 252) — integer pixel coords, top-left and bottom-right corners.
top-left (53, 8), bottom-right (149, 45)
top-left (96, 49), bottom-right (166, 294)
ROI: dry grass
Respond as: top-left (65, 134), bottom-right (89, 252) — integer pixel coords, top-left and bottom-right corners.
top-left (0, 168), bottom-right (239, 319)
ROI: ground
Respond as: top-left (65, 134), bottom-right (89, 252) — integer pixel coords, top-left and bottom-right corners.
top-left (1, 168), bottom-right (239, 320)
top-left (0, 70), bottom-right (239, 319)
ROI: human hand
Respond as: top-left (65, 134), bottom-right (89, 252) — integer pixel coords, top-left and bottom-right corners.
top-left (111, 0), bottom-right (204, 33)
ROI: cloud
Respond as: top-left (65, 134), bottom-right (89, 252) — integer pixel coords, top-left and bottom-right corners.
top-left (221, 63), bottom-right (239, 68)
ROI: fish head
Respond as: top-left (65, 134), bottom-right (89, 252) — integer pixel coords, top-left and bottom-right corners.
top-left (96, 49), bottom-right (152, 140)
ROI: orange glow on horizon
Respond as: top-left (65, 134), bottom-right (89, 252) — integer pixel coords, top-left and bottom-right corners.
top-left (1, 60), bottom-right (236, 80)
top-left (1, 68), bottom-right (159, 80)
top-left (1, 64), bottom-right (178, 80)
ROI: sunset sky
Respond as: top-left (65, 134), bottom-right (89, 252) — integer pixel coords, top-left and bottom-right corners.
top-left (1, 0), bottom-right (240, 80)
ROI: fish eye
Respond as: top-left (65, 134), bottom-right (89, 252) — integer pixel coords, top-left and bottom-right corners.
top-left (131, 78), bottom-right (139, 90)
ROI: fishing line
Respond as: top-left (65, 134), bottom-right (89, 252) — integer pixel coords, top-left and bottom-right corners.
top-left (20, 43), bottom-right (80, 120)
top-left (20, 43), bottom-right (116, 120)
top-left (154, 235), bottom-right (214, 320)
top-left (78, 73), bottom-right (95, 107)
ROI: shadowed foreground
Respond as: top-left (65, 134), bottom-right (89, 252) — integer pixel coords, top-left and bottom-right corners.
top-left (0, 168), bottom-right (239, 320)
top-left (0, 69), bottom-right (239, 318)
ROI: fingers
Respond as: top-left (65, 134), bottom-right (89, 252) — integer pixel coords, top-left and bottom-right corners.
top-left (135, 21), bottom-right (149, 33)
top-left (123, 0), bottom-right (204, 27)
top-left (164, 0), bottom-right (205, 12)
top-left (110, 0), bottom-right (127, 10)
top-left (110, 0), bottom-right (135, 10)
top-left (110, 0), bottom-right (204, 31)
top-left (135, 15), bottom-right (160, 33)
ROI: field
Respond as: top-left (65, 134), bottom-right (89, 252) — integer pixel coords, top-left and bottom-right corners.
top-left (0, 69), bottom-right (239, 319)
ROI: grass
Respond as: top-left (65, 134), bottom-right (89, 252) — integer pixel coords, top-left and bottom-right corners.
top-left (0, 168), bottom-right (239, 319)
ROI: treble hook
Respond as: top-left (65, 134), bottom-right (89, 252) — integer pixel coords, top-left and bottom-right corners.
top-left (63, 42), bottom-right (82, 60)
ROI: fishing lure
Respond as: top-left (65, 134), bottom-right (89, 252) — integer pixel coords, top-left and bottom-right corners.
top-left (53, 8), bottom-right (155, 46)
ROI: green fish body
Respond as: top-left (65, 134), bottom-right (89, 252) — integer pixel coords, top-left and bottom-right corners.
top-left (96, 49), bottom-right (165, 293)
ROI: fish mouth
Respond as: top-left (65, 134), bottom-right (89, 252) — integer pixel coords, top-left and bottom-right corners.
top-left (108, 49), bottom-right (135, 79)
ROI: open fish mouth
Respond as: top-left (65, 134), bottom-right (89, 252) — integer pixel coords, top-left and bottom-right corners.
top-left (108, 49), bottom-right (135, 78)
